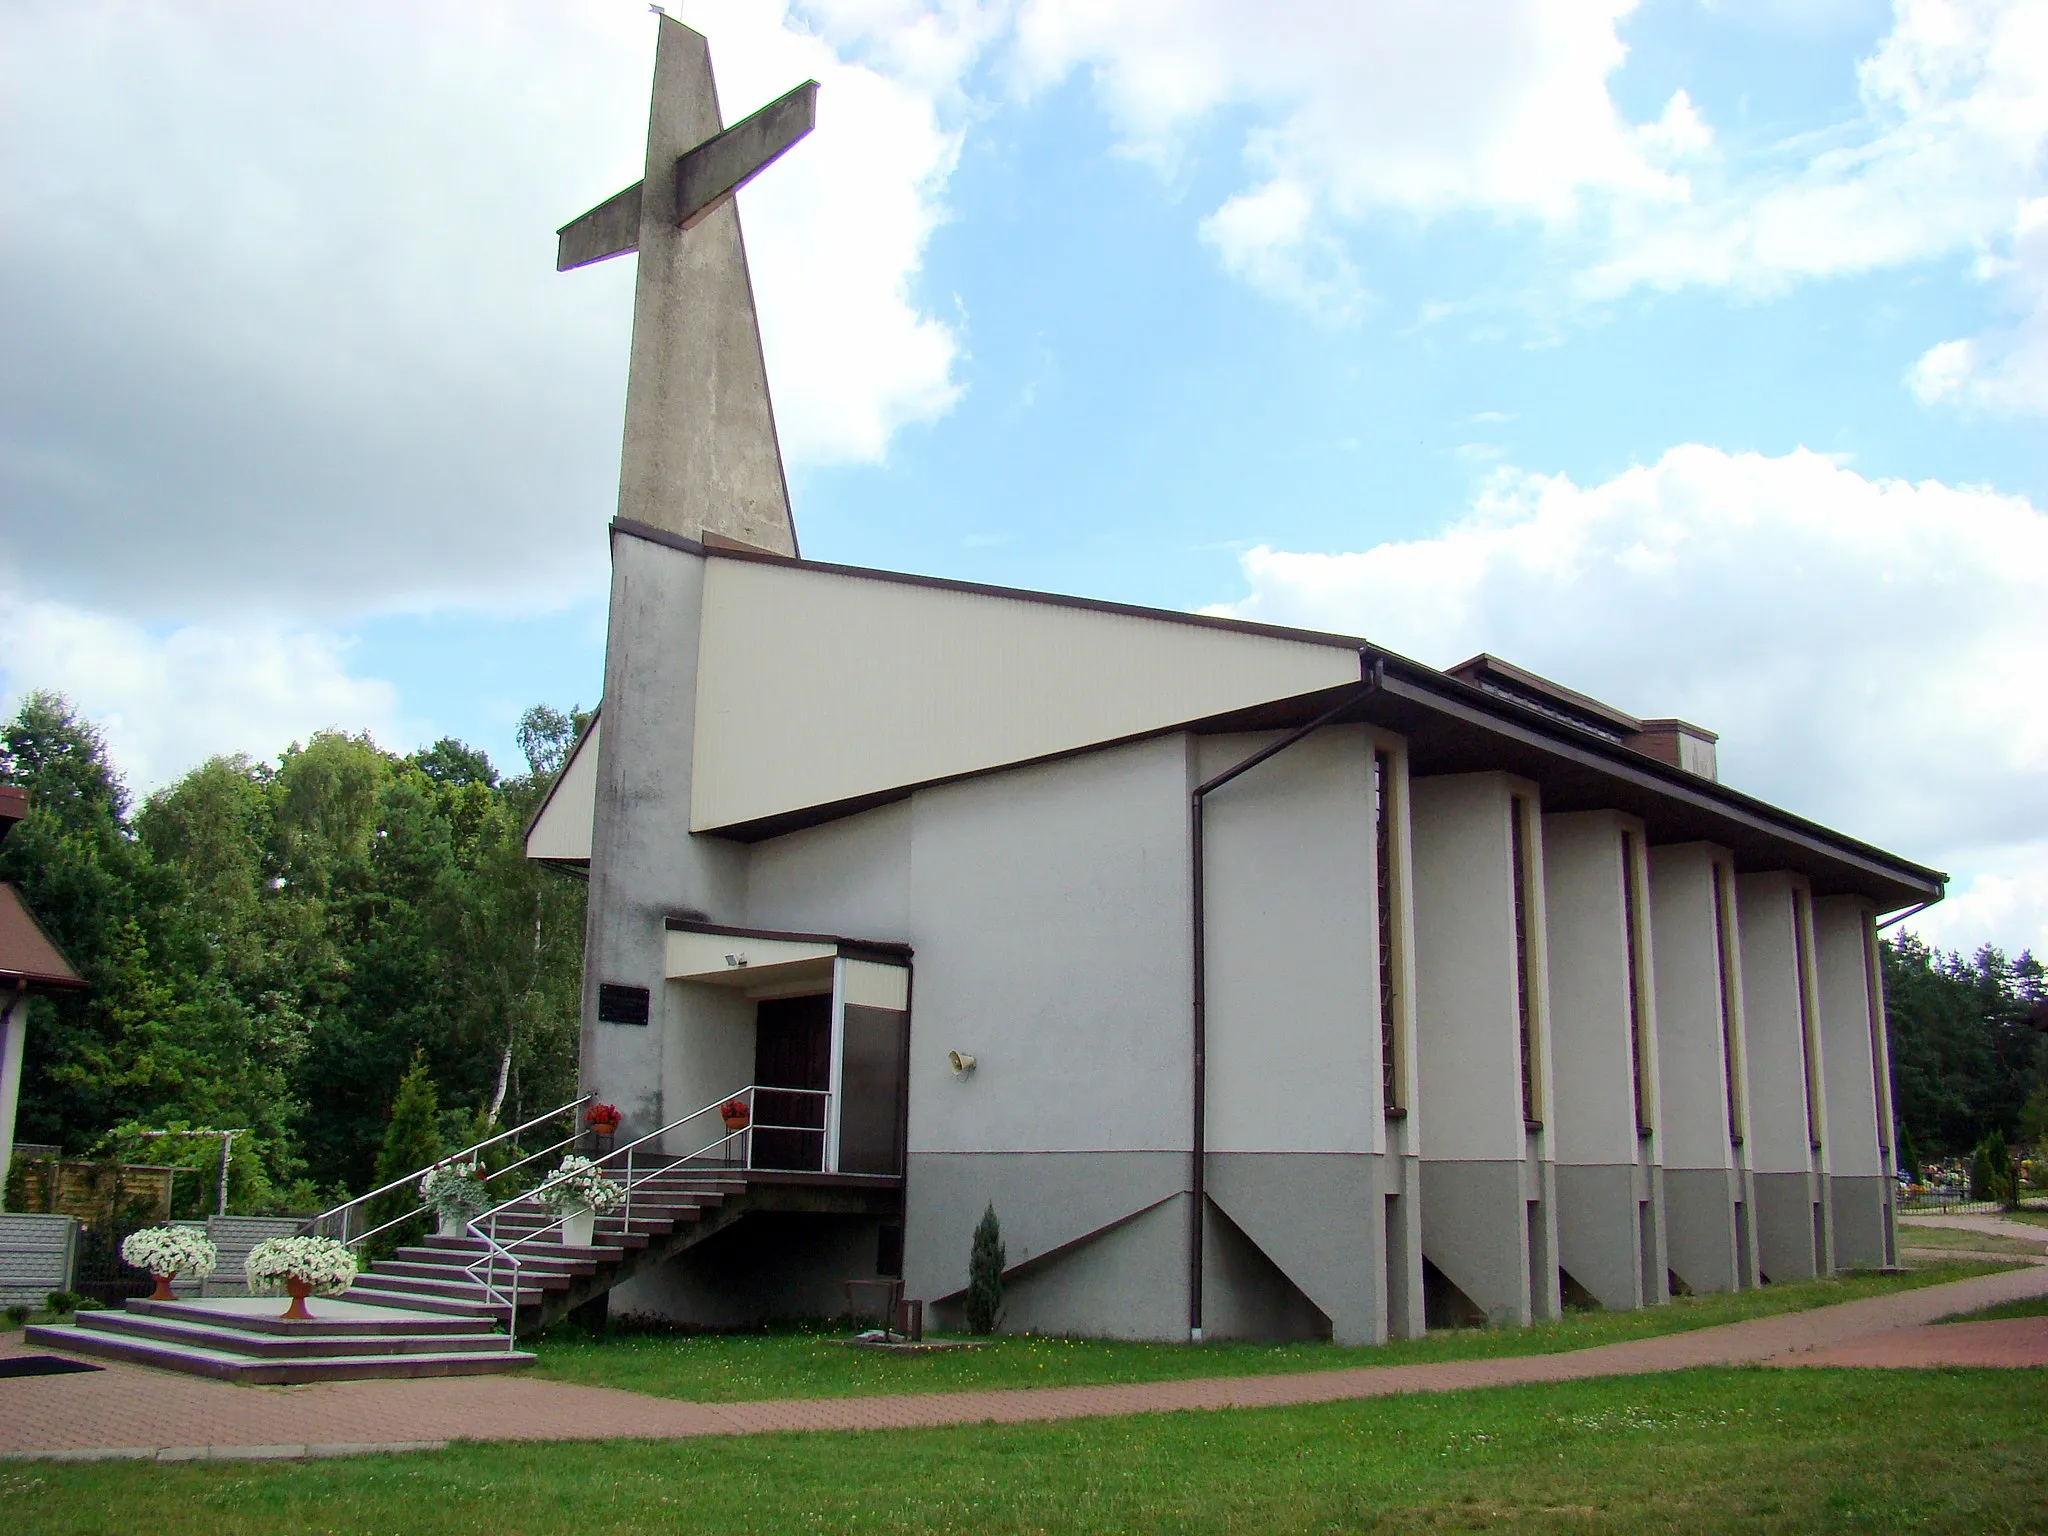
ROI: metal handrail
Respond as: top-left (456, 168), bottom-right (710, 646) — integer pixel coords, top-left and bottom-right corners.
top-left (305, 1092), bottom-right (593, 1248)
top-left (457, 1084), bottom-right (832, 1330)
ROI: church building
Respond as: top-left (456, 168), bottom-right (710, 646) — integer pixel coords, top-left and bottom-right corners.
top-left (524, 17), bottom-right (1940, 1342)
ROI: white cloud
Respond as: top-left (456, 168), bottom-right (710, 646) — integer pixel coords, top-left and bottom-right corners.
top-left (1908, 197), bottom-right (2048, 413)
top-left (0, 593), bottom-right (406, 795)
top-left (1006, 0), bottom-right (1695, 314)
top-left (993, 0), bottom-right (2048, 402)
top-left (1209, 444), bottom-right (2048, 957)
top-left (0, 0), bottom-right (965, 618)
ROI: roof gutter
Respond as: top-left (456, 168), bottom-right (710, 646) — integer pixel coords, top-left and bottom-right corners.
top-left (1187, 651), bottom-right (1383, 1343)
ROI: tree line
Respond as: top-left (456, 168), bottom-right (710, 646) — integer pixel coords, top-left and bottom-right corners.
top-left (1, 691), bottom-right (588, 1214)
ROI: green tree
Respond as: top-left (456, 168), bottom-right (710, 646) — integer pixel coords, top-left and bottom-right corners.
top-left (965, 1203), bottom-right (1006, 1335)
top-left (1969, 1129), bottom-right (2012, 1205)
top-left (1884, 935), bottom-right (2046, 1157)
top-left (367, 1053), bottom-right (445, 1252)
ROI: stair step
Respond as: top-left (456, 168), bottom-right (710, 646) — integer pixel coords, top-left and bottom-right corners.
top-left (340, 1286), bottom-right (516, 1322)
top-left (348, 1274), bottom-right (552, 1307)
top-left (124, 1296), bottom-right (498, 1337)
top-left (27, 1322), bottom-right (530, 1384)
top-left (376, 1256), bottom-right (599, 1283)
top-left (67, 1309), bottom-right (510, 1359)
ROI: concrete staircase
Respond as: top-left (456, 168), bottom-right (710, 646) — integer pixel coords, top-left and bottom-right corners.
top-left (27, 1164), bottom-right (900, 1383)
top-left (346, 1165), bottom-right (757, 1332)
top-left (24, 1294), bottom-right (530, 1384)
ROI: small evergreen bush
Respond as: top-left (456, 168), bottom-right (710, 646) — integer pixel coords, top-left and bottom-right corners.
top-left (965, 1203), bottom-right (1005, 1335)
top-left (1969, 1129), bottom-right (2013, 1206)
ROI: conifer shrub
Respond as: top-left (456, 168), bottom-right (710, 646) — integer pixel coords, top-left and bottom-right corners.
top-left (965, 1203), bottom-right (1005, 1336)
top-left (365, 1052), bottom-right (444, 1254)
top-left (1969, 1129), bottom-right (2013, 1207)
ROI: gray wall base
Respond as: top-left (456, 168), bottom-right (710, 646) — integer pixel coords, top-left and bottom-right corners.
top-left (1664, 1167), bottom-right (1758, 1294)
top-left (1555, 1162), bottom-right (1652, 1310)
top-left (1831, 1175), bottom-right (1895, 1271)
top-left (1752, 1170), bottom-right (1828, 1282)
top-left (1206, 1151), bottom-right (1401, 1345)
top-left (1202, 1199), bottom-right (1330, 1342)
top-left (904, 1150), bottom-right (1187, 1318)
top-left (1420, 1159), bottom-right (1553, 1327)
top-left (954, 1192), bottom-right (1190, 1340)
top-left (607, 1213), bottom-right (885, 1327)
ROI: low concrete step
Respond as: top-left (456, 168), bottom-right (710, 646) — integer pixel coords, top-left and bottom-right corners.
top-left (340, 1285), bottom-right (511, 1322)
top-left (125, 1296), bottom-right (498, 1337)
top-left (67, 1308), bottom-right (509, 1359)
top-left (350, 1272), bottom-right (561, 1305)
top-left (28, 1321), bottom-right (530, 1384)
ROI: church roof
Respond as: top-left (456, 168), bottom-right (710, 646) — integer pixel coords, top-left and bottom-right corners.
top-left (533, 519), bottom-right (1945, 915)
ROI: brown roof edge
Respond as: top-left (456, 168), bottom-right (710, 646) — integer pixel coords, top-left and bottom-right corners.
top-left (1447, 653), bottom-right (1644, 735)
top-left (1377, 661), bottom-right (1946, 900)
top-left (0, 883), bottom-right (88, 993)
top-left (0, 784), bottom-right (26, 825)
top-left (664, 915), bottom-right (912, 961)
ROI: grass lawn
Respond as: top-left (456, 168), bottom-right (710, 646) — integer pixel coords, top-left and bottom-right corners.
top-left (1940, 1293), bottom-right (2048, 1323)
top-left (1895, 1225), bottom-right (2048, 1255)
top-left (8, 1367), bottom-right (2045, 1534)
top-left (528, 1260), bottom-right (2009, 1403)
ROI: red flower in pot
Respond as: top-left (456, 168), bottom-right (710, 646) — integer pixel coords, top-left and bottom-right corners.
top-left (720, 1098), bottom-right (751, 1132)
top-left (585, 1102), bottom-right (622, 1134)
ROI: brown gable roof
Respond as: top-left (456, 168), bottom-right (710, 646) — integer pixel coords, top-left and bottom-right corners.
top-left (0, 883), bottom-right (86, 993)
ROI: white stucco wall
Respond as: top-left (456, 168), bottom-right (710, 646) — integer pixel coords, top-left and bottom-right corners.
top-left (1409, 773), bottom-right (1553, 1162)
top-left (1542, 811), bottom-right (1653, 1168)
top-left (745, 800), bottom-right (913, 941)
top-left (1815, 897), bottom-right (1886, 1178)
top-left (1649, 844), bottom-right (1747, 1174)
top-left (1198, 726), bottom-right (1393, 1157)
top-left (903, 733), bottom-right (1195, 1156)
top-left (1736, 873), bottom-right (1824, 1177)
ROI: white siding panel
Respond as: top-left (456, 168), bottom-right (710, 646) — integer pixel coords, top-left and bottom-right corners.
top-left (692, 560), bottom-right (1359, 831)
top-left (524, 719), bottom-right (601, 862)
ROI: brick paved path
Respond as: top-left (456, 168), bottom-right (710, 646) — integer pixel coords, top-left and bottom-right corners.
top-left (4, 1261), bottom-right (2044, 1463)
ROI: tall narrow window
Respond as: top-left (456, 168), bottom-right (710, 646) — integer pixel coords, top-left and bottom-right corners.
top-left (1711, 863), bottom-right (1743, 1144)
top-left (1793, 890), bottom-right (1820, 1148)
top-left (1511, 797), bottom-right (1536, 1125)
top-left (1621, 831), bottom-right (1648, 1134)
top-left (1374, 749), bottom-right (1398, 1110)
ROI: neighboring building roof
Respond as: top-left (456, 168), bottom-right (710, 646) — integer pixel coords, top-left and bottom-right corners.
top-left (0, 784), bottom-right (26, 842)
top-left (554, 518), bottom-right (1945, 915)
top-left (0, 883), bottom-right (87, 993)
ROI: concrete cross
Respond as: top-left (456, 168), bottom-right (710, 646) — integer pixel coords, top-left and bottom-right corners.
top-left (558, 17), bottom-right (815, 555)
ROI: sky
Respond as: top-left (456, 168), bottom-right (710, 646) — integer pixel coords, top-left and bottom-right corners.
top-left (3, 0), bottom-right (2044, 959)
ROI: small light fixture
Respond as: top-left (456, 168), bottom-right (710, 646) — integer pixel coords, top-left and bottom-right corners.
top-left (948, 1050), bottom-right (977, 1075)
top-left (724, 953), bottom-right (748, 968)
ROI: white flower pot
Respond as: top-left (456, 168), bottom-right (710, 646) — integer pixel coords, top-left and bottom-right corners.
top-left (436, 1209), bottom-right (469, 1239)
top-left (561, 1208), bottom-right (596, 1247)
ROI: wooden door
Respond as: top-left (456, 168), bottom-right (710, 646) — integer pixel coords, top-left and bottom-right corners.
top-left (753, 994), bottom-right (831, 1170)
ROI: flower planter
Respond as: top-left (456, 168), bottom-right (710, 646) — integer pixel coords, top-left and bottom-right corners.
top-left (148, 1272), bottom-right (177, 1302)
top-left (281, 1277), bottom-right (315, 1323)
top-left (436, 1210), bottom-right (470, 1239)
top-left (561, 1208), bottom-right (596, 1248)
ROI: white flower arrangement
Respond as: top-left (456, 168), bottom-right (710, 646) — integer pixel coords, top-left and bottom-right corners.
top-left (536, 1154), bottom-right (624, 1214)
top-left (244, 1235), bottom-right (357, 1296)
top-left (419, 1159), bottom-right (489, 1220)
top-left (121, 1225), bottom-right (218, 1278)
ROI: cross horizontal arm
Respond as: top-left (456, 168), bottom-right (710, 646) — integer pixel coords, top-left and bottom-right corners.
top-left (556, 79), bottom-right (818, 275)
top-left (557, 180), bottom-right (645, 272)
top-left (675, 79), bottom-right (818, 232)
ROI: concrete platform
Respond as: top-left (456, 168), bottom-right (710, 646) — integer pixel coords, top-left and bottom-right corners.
top-left (25, 1294), bottom-right (531, 1384)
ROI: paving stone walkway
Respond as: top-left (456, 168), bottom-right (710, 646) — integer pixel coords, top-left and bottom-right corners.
top-left (4, 1261), bottom-right (2044, 1463)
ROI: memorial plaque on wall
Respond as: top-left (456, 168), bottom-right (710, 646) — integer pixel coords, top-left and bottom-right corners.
top-left (597, 983), bottom-right (651, 1026)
